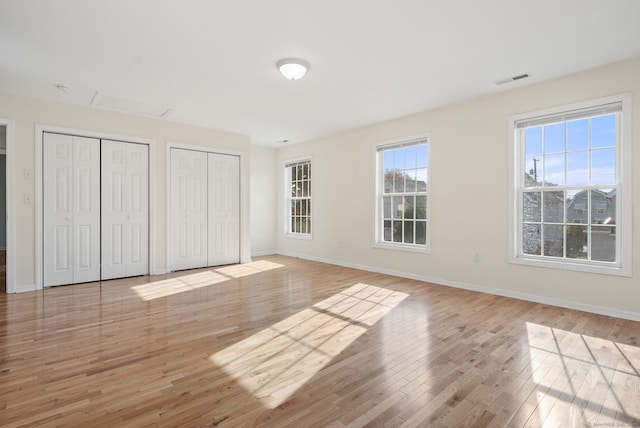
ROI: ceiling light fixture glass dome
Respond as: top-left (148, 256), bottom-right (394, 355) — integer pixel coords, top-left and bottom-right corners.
top-left (276, 58), bottom-right (310, 80)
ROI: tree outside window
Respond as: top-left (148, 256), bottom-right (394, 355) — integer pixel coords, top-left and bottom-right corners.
top-left (376, 136), bottom-right (429, 250)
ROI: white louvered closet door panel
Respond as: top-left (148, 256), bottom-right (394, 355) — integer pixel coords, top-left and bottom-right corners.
top-left (101, 140), bottom-right (149, 280)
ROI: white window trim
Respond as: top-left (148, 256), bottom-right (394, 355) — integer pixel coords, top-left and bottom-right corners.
top-left (508, 93), bottom-right (632, 277)
top-left (284, 155), bottom-right (313, 240)
top-left (373, 133), bottom-right (431, 253)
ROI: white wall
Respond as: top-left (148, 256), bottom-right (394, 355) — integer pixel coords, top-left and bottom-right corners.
top-left (276, 56), bottom-right (640, 320)
top-left (0, 92), bottom-right (251, 290)
top-left (250, 145), bottom-right (277, 256)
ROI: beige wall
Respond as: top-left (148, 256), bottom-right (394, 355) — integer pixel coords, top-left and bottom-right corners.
top-left (250, 145), bottom-right (277, 256)
top-left (0, 92), bottom-right (251, 290)
top-left (277, 56), bottom-right (640, 319)
top-left (3, 57), bottom-right (639, 318)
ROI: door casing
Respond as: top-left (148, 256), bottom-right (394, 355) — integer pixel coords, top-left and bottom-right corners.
top-left (0, 118), bottom-right (14, 293)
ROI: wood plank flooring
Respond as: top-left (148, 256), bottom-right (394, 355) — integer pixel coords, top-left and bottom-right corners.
top-left (1, 255), bottom-right (639, 427)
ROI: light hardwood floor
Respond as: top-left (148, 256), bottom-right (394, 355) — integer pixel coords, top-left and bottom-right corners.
top-left (1, 255), bottom-right (639, 427)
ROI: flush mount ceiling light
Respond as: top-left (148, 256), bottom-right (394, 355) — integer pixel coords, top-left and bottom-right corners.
top-left (276, 58), bottom-right (310, 80)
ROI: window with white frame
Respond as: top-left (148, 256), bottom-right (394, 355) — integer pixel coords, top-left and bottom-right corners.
top-left (375, 135), bottom-right (429, 250)
top-left (285, 158), bottom-right (312, 237)
top-left (509, 94), bottom-right (632, 276)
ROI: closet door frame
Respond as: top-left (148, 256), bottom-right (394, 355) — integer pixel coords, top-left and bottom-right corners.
top-left (35, 125), bottom-right (156, 290)
top-left (1, 118), bottom-right (15, 293)
top-left (166, 142), bottom-right (247, 272)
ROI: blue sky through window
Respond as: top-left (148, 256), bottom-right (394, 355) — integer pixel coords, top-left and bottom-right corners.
top-left (592, 115), bottom-right (615, 147)
top-left (524, 113), bottom-right (616, 187)
top-left (382, 144), bottom-right (428, 187)
top-left (567, 119), bottom-right (588, 150)
top-left (544, 123), bottom-right (565, 153)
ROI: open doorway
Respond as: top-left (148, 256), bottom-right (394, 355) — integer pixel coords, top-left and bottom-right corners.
top-left (0, 125), bottom-right (6, 293)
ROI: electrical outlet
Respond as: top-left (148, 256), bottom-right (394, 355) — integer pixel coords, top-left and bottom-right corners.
top-left (474, 252), bottom-right (480, 262)
top-left (24, 169), bottom-right (33, 180)
top-left (24, 194), bottom-right (32, 205)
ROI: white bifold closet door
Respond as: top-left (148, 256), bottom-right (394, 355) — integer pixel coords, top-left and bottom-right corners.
top-left (170, 148), bottom-right (240, 271)
top-left (43, 133), bottom-right (101, 287)
top-left (208, 153), bottom-right (240, 266)
top-left (171, 148), bottom-right (209, 270)
top-left (101, 140), bottom-right (149, 280)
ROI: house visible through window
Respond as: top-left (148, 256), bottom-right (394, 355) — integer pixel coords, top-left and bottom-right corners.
top-left (375, 135), bottom-right (429, 251)
top-left (510, 94), bottom-right (632, 276)
top-left (285, 158), bottom-right (312, 237)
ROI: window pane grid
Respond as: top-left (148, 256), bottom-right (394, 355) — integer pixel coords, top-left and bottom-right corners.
top-left (519, 110), bottom-right (618, 263)
top-left (523, 114), bottom-right (617, 190)
top-left (379, 140), bottom-right (428, 247)
top-left (286, 160), bottom-right (312, 236)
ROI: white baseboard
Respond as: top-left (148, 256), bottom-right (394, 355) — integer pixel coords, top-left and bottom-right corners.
top-left (14, 283), bottom-right (36, 293)
top-left (251, 250), bottom-right (277, 257)
top-left (277, 251), bottom-right (640, 322)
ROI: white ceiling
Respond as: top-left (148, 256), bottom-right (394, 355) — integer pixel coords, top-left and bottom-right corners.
top-left (1, 1), bottom-right (640, 147)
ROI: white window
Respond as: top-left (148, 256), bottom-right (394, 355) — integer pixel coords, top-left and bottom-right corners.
top-left (285, 158), bottom-right (312, 238)
top-left (509, 94), bottom-right (632, 276)
top-left (375, 135), bottom-right (429, 251)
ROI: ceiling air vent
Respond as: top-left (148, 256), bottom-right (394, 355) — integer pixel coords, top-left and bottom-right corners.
top-left (90, 92), bottom-right (173, 118)
top-left (495, 73), bottom-right (531, 85)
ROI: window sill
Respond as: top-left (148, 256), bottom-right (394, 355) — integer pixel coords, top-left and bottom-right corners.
top-left (509, 255), bottom-right (631, 277)
top-left (373, 241), bottom-right (430, 254)
top-left (285, 233), bottom-right (313, 241)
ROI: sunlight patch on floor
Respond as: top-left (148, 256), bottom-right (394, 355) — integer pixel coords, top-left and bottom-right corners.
top-left (211, 282), bottom-right (408, 408)
top-left (525, 322), bottom-right (640, 426)
top-left (131, 260), bottom-right (284, 301)
top-left (215, 260), bottom-right (284, 278)
top-left (132, 271), bottom-right (229, 300)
